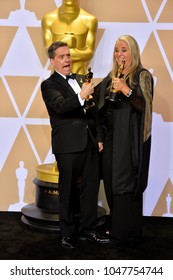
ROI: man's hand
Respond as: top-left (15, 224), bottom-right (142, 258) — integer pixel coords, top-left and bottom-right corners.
top-left (80, 82), bottom-right (94, 100)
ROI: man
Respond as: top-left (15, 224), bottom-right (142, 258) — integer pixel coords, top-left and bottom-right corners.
top-left (41, 0), bottom-right (98, 74)
top-left (41, 41), bottom-right (109, 249)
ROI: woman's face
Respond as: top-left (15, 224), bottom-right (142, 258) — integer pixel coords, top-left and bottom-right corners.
top-left (114, 39), bottom-right (132, 71)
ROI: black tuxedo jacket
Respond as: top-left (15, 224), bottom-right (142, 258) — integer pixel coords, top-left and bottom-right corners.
top-left (41, 71), bottom-right (98, 154)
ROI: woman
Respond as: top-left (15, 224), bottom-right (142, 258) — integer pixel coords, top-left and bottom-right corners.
top-left (95, 35), bottom-right (154, 249)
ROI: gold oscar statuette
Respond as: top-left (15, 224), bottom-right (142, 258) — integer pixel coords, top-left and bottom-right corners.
top-left (107, 60), bottom-right (125, 102)
top-left (83, 66), bottom-right (95, 109)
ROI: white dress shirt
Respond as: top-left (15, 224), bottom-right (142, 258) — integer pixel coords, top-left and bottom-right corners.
top-left (56, 71), bottom-right (85, 106)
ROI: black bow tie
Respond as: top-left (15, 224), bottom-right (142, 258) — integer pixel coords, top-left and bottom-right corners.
top-left (66, 74), bottom-right (76, 81)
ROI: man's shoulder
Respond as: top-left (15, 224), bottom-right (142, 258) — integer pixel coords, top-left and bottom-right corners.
top-left (41, 73), bottom-right (56, 85)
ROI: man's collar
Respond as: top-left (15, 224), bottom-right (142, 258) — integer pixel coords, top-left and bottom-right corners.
top-left (55, 71), bottom-right (76, 80)
top-left (66, 74), bottom-right (76, 80)
top-left (55, 70), bottom-right (66, 79)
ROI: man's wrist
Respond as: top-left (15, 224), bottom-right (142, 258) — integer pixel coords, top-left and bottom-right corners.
top-left (78, 92), bottom-right (85, 105)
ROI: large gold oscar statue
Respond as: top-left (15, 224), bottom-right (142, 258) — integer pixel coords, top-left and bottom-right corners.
top-left (42, 0), bottom-right (98, 74)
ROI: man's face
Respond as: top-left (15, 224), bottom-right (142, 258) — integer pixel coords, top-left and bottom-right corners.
top-left (50, 46), bottom-right (72, 76)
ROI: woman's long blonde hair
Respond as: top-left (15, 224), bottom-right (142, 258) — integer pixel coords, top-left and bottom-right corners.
top-left (111, 35), bottom-right (143, 88)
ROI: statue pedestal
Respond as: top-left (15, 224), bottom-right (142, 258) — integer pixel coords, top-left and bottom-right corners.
top-left (21, 163), bottom-right (106, 232)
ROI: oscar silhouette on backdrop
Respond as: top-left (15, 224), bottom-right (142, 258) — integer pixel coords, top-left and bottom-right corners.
top-left (8, 161), bottom-right (28, 211)
top-left (162, 193), bottom-right (173, 217)
top-left (16, 160), bottom-right (28, 204)
top-left (9, 0), bottom-right (37, 22)
top-left (41, 0), bottom-right (98, 74)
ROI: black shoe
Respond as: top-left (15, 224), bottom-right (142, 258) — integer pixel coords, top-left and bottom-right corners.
top-left (79, 232), bottom-right (110, 244)
top-left (105, 229), bottom-right (110, 236)
top-left (61, 237), bottom-right (76, 249)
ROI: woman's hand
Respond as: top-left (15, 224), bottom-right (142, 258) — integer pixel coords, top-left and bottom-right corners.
top-left (112, 77), bottom-right (130, 95)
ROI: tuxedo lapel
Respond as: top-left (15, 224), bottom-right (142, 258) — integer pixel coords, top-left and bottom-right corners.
top-left (75, 74), bottom-right (85, 87)
top-left (52, 71), bottom-right (76, 95)
top-left (52, 72), bottom-right (85, 96)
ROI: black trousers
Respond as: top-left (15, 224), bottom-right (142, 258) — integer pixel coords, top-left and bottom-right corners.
top-left (55, 142), bottom-right (99, 238)
top-left (111, 193), bottom-right (143, 245)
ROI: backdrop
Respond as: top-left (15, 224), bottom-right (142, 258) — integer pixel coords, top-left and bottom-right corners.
top-left (0, 0), bottom-right (173, 217)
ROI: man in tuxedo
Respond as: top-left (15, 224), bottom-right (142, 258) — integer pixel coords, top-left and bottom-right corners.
top-left (41, 41), bottom-right (109, 249)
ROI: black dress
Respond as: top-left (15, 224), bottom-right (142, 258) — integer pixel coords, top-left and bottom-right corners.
top-left (95, 68), bottom-right (153, 247)
top-left (102, 95), bottom-right (142, 246)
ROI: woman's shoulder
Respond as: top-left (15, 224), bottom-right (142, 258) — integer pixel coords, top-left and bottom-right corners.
top-left (135, 66), bottom-right (152, 76)
top-left (134, 67), bottom-right (153, 82)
